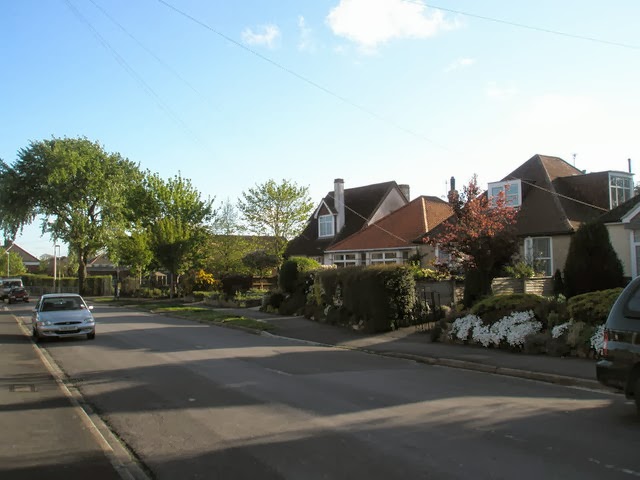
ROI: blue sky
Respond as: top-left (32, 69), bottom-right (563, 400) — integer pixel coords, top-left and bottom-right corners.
top-left (2, 0), bottom-right (639, 257)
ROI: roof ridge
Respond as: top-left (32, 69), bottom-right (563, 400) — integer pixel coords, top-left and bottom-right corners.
top-left (535, 155), bottom-right (575, 231)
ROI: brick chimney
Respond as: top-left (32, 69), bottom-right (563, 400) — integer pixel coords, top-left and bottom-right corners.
top-left (334, 178), bottom-right (345, 233)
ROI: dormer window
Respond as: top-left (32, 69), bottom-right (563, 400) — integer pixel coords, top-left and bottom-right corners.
top-left (610, 173), bottom-right (633, 208)
top-left (318, 214), bottom-right (334, 237)
top-left (488, 179), bottom-right (522, 207)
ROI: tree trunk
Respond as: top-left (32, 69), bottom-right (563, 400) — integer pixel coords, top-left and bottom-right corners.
top-left (463, 268), bottom-right (494, 307)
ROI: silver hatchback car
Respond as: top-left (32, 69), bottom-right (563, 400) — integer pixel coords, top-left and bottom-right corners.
top-left (32, 293), bottom-right (96, 342)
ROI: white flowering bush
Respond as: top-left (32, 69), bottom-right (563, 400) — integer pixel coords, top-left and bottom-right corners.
top-left (590, 324), bottom-right (605, 352)
top-left (449, 314), bottom-right (483, 341)
top-left (551, 321), bottom-right (572, 339)
top-left (471, 324), bottom-right (493, 347)
top-left (484, 311), bottom-right (541, 348)
top-left (450, 310), bottom-right (543, 349)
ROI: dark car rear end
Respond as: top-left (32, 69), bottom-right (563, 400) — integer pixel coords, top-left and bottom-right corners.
top-left (596, 277), bottom-right (640, 413)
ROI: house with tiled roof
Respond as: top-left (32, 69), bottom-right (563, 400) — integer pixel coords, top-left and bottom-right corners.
top-left (326, 196), bottom-right (452, 267)
top-left (285, 179), bottom-right (410, 265)
top-left (3, 242), bottom-right (40, 273)
top-left (422, 154), bottom-right (634, 277)
top-left (497, 154), bottom-right (633, 276)
top-left (87, 253), bottom-right (129, 278)
top-left (599, 194), bottom-right (640, 278)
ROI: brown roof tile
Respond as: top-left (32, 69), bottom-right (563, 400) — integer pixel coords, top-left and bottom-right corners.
top-left (327, 196), bottom-right (452, 251)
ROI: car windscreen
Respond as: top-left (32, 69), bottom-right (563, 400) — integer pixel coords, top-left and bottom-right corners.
top-left (623, 282), bottom-right (640, 319)
top-left (41, 297), bottom-right (83, 311)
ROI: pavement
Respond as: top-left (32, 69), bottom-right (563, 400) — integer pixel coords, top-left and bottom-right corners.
top-left (0, 309), bottom-right (141, 480)
top-left (210, 306), bottom-right (604, 391)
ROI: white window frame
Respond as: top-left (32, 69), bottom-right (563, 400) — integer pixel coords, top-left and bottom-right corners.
top-left (609, 173), bottom-right (633, 209)
top-left (631, 230), bottom-right (640, 278)
top-left (369, 251), bottom-right (399, 265)
top-left (488, 179), bottom-right (522, 208)
top-left (318, 214), bottom-right (334, 238)
top-left (434, 245), bottom-right (451, 265)
top-left (524, 236), bottom-right (553, 277)
top-left (333, 253), bottom-right (358, 267)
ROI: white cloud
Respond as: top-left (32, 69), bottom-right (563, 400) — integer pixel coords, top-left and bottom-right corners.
top-left (486, 81), bottom-right (518, 99)
top-left (241, 24), bottom-right (281, 49)
top-left (445, 57), bottom-right (475, 72)
top-left (297, 16), bottom-right (316, 52)
top-left (326, 0), bottom-right (459, 52)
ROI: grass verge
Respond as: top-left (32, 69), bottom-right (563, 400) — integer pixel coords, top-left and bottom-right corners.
top-left (117, 303), bottom-right (275, 332)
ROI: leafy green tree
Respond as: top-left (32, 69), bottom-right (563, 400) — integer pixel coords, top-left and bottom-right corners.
top-left (237, 179), bottom-right (314, 261)
top-left (110, 230), bottom-right (153, 286)
top-left (140, 172), bottom-right (215, 297)
top-left (0, 137), bottom-right (142, 294)
top-left (1, 250), bottom-right (27, 276)
top-left (564, 221), bottom-right (625, 297)
top-left (205, 199), bottom-right (253, 276)
top-left (242, 249), bottom-right (279, 283)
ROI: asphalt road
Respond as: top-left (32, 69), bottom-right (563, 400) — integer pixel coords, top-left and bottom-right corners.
top-left (9, 302), bottom-right (640, 480)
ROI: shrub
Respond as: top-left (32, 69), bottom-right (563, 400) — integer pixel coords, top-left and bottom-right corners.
top-left (220, 274), bottom-right (253, 298)
top-left (470, 293), bottom-right (546, 324)
top-left (552, 269), bottom-right (565, 297)
top-left (279, 257), bottom-right (321, 294)
top-left (311, 265), bottom-right (416, 333)
top-left (504, 261), bottom-right (536, 279)
top-left (449, 314), bottom-right (482, 342)
top-left (193, 269), bottom-right (220, 291)
top-left (546, 337), bottom-right (571, 357)
top-left (564, 221), bottom-right (625, 297)
top-left (566, 321), bottom-right (597, 356)
top-left (279, 291), bottom-right (307, 315)
top-left (263, 291), bottom-right (285, 310)
top-left (523, 331), bottom-right (551, 355)
top-left (566, 288), bottom-right (623, 326)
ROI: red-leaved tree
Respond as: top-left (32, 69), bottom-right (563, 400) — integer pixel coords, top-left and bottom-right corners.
top-left (426, 174), bottom-right (518, 306)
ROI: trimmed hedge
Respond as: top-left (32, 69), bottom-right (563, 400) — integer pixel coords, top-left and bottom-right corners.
top-left (470, 293), bottom-right (547, 324)
top-left (310, 265), bottom-right (416, 333)
top-left (566, 288), bottom-right (623, 326)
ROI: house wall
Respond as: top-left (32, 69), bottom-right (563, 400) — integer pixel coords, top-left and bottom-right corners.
top-left (551, 234), bottom-right (572, 275)
top-left (607, 223), bottom-right (632, 277)
top-left (416, 244), bottom-right (437, 267)
top-left (517, 234), bottom-right (572, 276)
top-left (368, 189), bottom-right (407, 225)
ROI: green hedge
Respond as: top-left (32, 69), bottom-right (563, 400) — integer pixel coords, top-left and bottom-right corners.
top-left (311, 265), bottom-right (416, 333)
top-left (470, 293), bottom-right (547, 324)
top-left (279, 257), bottom-right (321, 294)
top-left (566, 288), bottom-right (623, 326)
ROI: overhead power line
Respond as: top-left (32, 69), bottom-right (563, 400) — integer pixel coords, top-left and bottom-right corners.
top-left (64, 0), bottom-right (209, 151)
top-left (403, 0), bottom-right (640, 51)
top-left (87, 0), bottom-right (223, 113)
top-left (155, 0), bottom-right (453, 151)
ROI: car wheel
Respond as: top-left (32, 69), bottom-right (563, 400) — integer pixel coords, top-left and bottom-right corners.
top-left (87, 331), bottom-right (96, 340)
top-left (33, 328), bottom-right (42, 343)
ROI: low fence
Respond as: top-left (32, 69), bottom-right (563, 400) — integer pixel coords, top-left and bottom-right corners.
top-left (491, 277), bottom-right (554, 296)
top-left (415, 277), bottom-right (554, 307)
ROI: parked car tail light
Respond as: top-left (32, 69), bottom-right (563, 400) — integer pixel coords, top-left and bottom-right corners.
top-left (602, 329), bottom-right (609, 357)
